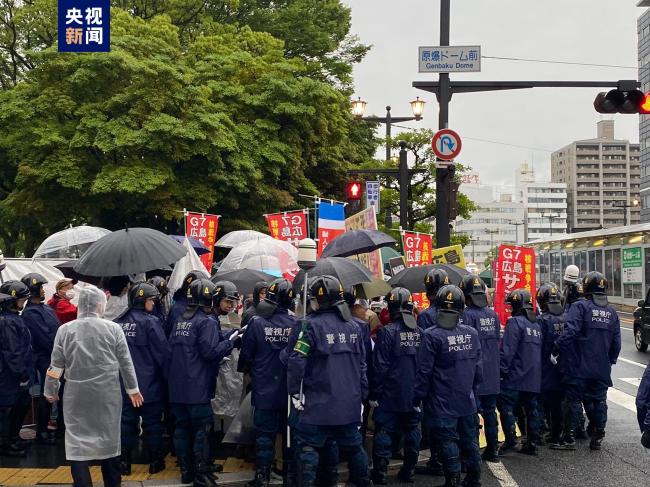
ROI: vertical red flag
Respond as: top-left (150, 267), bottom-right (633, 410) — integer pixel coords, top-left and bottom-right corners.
top-left (185, 212), bottom-right (220, 273)
top-left (401, 231), bottom-right (433, 309)
top-left (265, 210), bottom-right (308, 247)
top-left (493, 244), bottom-right (536, 326)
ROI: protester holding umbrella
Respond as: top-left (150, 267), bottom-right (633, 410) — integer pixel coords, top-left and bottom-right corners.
top-left (21, 273), bottom-right (61, 446)
top-left (114, 282), bottom-right (171, 476)
top-left (44, 285), bottom-right (142, 487)
top-left (0, 282), bottom-right (32, 458)
top-left (48, 278), bottom-right (77, 324)
top-left (167, 279), bottom-right (242, 486)
top-left (238, 278), bottom-right (297, 487)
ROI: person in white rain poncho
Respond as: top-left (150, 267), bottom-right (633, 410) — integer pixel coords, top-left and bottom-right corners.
top-left (44, 285), bottom-right (142, 487)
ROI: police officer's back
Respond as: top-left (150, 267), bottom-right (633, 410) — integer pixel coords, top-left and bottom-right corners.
top-left (168, 279), bottom-right (238, 486)
top-left (165, 270), bottom-right (208, 337)
top-left (459, 274), bottom-right (501, 462)
top-left (416, 269), bottom-right (449, 330)
top-left (554, 271), bottom-right (621, 450)
top-left (238, 279), bottom-right (296, 487)
top-left (414, 285), bottom-right (482, 487)
top-left (536, 283), bottom-right (567, 448)
top-left (115, 282), bottom-right (171, 474)
top-left (21, 273), bottom-right (60, 445)
top-left (370, 287), bottom-right (421, 484)
top-left (0, 281), bottom-right (33, 458)
top-left (498, 289), bottom-right (542, 456)
top-left (287, 276), bottom-right (371, 487)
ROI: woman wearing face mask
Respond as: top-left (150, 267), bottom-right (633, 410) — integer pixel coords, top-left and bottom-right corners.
top-left (48, 279), bottom-right (78, 325)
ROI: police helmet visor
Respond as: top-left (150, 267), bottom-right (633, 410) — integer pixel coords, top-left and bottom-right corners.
top-left (592, 293), bottom-right (608, 307)
top-left (547, 301), bottom-right (564, 316)
top-left (469, 292), bottom-right (488, 308)
top-left (437, 309), bottom-right (459, 330)
top-left (257, 299), bottom-right (278, 319)
top-left (335, 301), bottom-right (352, 322)
top-left (402, 311), bottom-right (417, 330)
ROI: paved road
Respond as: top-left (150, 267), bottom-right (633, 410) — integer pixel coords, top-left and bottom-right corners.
top-left (387, 310), bottom-right (650, 487)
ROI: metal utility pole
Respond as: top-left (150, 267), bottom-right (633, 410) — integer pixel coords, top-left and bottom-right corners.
top-left (415, 1), bottom-right (639, 249)
top-left (612, 199), bottom-right (639, 227)
top-left (485, 228), bottom-right (499, 261)
top-left (435, 0), bottom-right (452, 248)
top-left (469, 237), bottom-right (479, 264)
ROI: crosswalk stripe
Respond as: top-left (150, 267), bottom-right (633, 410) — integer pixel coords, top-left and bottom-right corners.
top-left (487, 461), bottom-right (520, 487)
top-left (618, 357), bottom-right (648, 369)
top-left (608, 387), bottom-right (637, 413)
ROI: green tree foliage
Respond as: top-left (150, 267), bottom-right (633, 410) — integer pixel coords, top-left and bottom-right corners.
top-left (0, 7), bottom-right (379, 255)
top-left (367, 128), bottom-right (476, 248)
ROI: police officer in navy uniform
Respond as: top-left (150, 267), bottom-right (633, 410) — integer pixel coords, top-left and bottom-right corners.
top-left (0, 281), bottom-right (33, 458)
top-left (168, 279), bottom-right (240, 487)
top-left (241, 281), bottom-right (269, 328)
top-left (459, 274), bottom-right (501, 462)
top-left (370, 287), bottom-right (421, 484)
top-left (498, 289), bottom-right (542, 456)
top-left (535, 283), bottom-right (567, 449)
top-left (414, 285), bottom-right (482, 487)
top-left (165, 270), bottom-right (208, 336)
top-left (417, 269), bottom-right (450, 330)
top-left (21, 273), bottom-right (61, 445)
top-left (115, 282), bottom-right (171, 475)
top-left (636, 362), bottom-right (650, 451)
top-left (287, 276), bottom-right (371, 487)
top-left (238, 278), bottom-right (296, 487)
top-left (553, 271), bottom-right (621, 451)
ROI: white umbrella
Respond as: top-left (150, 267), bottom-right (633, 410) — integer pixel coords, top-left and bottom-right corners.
top-left (33, 226), bottom-right (111, 259)
top-left (215, 230), bottom-right (272, 249)
top-left (218, 239), bottom-right (298, 276)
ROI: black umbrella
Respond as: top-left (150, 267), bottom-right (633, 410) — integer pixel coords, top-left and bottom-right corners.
top-left (388, 263), bottom-right (470, 293)
top-left (74, 228), bottom-right (187, 277)
top-left (293, 257), bottom-right (374, 291)
top-left (55, 260), bottom-right (103, 286)
top-left (320, 229), bottom-right (397, 258)
top-left (211, 269), bottom-right (276, 295)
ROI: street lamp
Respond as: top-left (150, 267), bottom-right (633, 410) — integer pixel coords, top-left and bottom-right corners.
top-left (540, 212), bottom-right (561, 237)
top-left (508, 221), bottom-right (525, 244)
top-left (351, 97), bottom-right (426, 160)
top-left (612, 199), bottom-right (639, 227)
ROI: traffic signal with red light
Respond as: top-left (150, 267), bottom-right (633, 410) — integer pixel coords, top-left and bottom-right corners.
top-left (594, 87), bottom-right (650, 114)
top-left (345, 181), bottom-right (363, 200)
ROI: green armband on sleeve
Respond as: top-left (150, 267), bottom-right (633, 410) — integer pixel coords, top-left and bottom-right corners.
top-left (294, 321), bottom-right (311, 356)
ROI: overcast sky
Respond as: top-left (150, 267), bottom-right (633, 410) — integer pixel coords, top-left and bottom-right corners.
top-left (344, 0), bottom-right (642, 193)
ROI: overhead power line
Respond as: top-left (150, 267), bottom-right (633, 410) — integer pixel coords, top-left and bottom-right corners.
top-left (482, 55), bottom-right (638, 70)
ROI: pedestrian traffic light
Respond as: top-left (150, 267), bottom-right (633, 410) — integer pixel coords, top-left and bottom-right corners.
top-left (345, 181), bottom-right (363, 200)
top-left (594, 89), bottom-right (650, 114)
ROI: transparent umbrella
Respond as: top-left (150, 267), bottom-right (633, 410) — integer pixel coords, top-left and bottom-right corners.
top-left (215, 230), bottom-right (272, 249)
top-left (33, 226), bottom-right (111, 259)
top-left (218, 239), bottom-right (298, 276)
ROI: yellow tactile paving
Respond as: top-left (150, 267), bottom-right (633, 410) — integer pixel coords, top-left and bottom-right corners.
top-left (0, 469), bottom-right (21, 484)
top-left (122, 463), bottom-right (150, 482)
top-left (38, 466), bottom-right (73, 484)
top-left (3, 468), bottom-right (50, 486)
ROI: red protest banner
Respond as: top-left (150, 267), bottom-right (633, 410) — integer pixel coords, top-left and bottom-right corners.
top-left (493, 244), bottom-right (536, 326)
top-left (265, 210), bottom-right (308, 247)
top-left (401, 231), bottom-right (433, 310)
top-left (185, 212), bottom-right (220, 273)
top-left (401, 231), bottom-right (433, 267)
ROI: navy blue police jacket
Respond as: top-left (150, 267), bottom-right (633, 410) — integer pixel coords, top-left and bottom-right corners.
top-left (0, 311), bottom-right (33, 406)
top-left (636, 363), bottom-right (650, 432)
top-left (500, 314), bottom-right (542, 393)
top-left (416, 304), bottom-right (438, 330)
top-left (462, 305), bottom-right (500, 396)
top-left (22, 301), bottom-right (60, 378)
top-left (538, 312), bottom-right (566, 392)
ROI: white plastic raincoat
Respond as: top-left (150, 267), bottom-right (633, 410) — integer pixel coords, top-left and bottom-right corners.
top-left (44, 286), bottom-right (139, 461)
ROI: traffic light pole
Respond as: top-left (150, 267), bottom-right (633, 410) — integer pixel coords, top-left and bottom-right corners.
top-left (419, 0), bottom-right (639, 248)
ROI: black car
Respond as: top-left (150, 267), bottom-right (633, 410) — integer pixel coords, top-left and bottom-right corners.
top-left (634, 296), bottom-right (650, 351)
